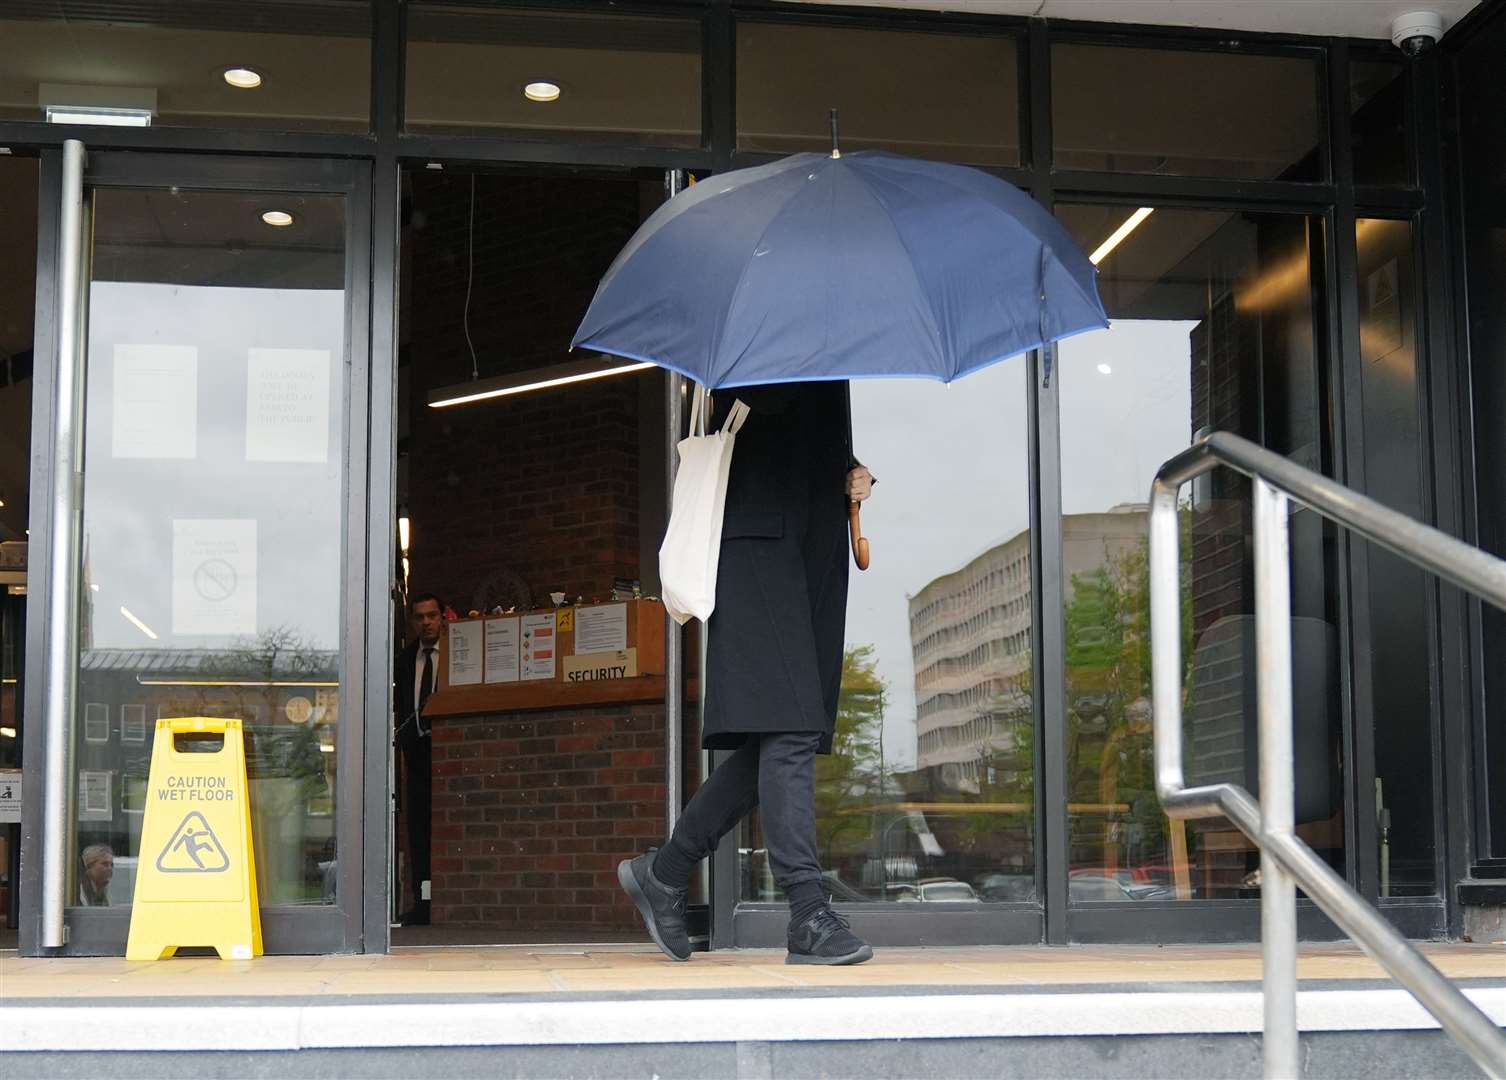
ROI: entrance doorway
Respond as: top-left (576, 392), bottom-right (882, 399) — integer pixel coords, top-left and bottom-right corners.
top-left (391, 166), bottom-right (697, 948)
top-left (18, 145), bottom-right (371, 955)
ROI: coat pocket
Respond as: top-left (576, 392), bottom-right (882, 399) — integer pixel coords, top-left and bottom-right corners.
top-left (720, 510), bottom-right (784, 540)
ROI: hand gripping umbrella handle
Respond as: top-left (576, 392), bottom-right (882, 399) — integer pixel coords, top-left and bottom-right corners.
top-left (848, 500), bottom-right (870, 571)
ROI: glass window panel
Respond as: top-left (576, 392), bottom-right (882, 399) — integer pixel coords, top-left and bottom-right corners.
top-left (1457, 26), bottom-right (1506, 857)
top-left (742, 365), bottom-right (1036, 904)
top-left (74, 187), bottom-right (346, 909)
top-left (0, 1), bottom-right (370, 132)
top-left (737, 22), bottom-right (1020, 166)
top-left (404, 4), bottom-right (702, 145)
top-left (1052, 44), bottom-right (1322, 181)
top-left (1350, 60), bottom-right (1410, 187)
top-left (1355, 217), bottom-right (1434, 896)
top-left (1057, 204), bottom-right (1344, 901)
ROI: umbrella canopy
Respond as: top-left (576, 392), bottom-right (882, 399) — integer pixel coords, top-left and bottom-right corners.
top-left (572, 150), bottom-right (1107, 389)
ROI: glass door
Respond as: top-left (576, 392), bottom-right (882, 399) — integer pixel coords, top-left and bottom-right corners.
top-left (24, 144), bottom-right (370, 954)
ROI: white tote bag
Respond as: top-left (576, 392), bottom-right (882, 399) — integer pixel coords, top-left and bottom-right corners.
top-left (659, 388), bottom-right (750, 625)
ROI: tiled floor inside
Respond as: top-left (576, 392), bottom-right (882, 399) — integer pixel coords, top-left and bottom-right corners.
top-left (3, 942), bottom-right (1501, 1000)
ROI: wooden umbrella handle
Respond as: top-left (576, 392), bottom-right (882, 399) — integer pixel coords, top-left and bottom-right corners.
top-left (848, 500), bottom-right (871, 571)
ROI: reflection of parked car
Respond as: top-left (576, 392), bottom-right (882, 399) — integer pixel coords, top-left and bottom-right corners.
top-left (1068, 875), bottom-right (1136, 902)
top-left (975, 872), bottom-right (1035, 902)
top-left (1069, 867), bottom-right (1138, 888)
top-left (914, 878), bottom-right (979, 902)
top-left (1070, 865), bottom-right (1190, 900)
top-left (1126, 883), bottom-right (1179, 901)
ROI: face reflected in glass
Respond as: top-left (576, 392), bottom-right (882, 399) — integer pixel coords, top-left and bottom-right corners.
top-left (84, 847), bottom-right (113, 887)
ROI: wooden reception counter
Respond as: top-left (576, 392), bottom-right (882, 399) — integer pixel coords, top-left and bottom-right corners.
top-left (423, 598), bottom-right (672, 719)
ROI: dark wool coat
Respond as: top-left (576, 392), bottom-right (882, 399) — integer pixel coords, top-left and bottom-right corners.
top-left (702, 380), bottom-right (852, 754)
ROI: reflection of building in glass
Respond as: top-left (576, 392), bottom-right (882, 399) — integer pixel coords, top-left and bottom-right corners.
top-left (910, 506), bottom-right (1148, 790)
top-left (74, 646), bottom-right (340, 906)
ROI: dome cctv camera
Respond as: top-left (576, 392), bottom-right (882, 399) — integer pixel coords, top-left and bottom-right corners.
top-left (1391, 11), bottom-right (1444, 56)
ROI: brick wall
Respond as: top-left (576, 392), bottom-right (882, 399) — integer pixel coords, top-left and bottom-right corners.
top-left (430, 705), bottom-right (666, 929)
top-left (404, 172), bottom-right (658, 611)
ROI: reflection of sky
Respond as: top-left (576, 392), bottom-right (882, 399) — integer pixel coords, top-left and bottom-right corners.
top-left (84, 283), bottom-right (345, 651)
top-left (845, 320), bottom-right (1195, 769)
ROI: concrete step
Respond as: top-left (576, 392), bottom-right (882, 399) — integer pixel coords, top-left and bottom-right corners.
top-left (4, 982), bottom-right (1503, 1079)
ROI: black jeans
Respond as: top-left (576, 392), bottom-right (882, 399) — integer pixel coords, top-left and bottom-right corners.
top-left (670, 731), bottom-right (823, 891)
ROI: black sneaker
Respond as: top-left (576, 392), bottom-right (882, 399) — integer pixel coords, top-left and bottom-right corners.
top-left (618, 851), bottom-right (691, 961)
top-left (786, 906), bottom-right (873, 966)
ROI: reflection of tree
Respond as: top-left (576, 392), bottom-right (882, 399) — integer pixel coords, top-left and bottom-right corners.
top-left (1065, 513), bottom-right (1194, 871)
top-left (162, 625), bottom-right (334, 798)
top-left (814, 645), bottom-right (887, 864)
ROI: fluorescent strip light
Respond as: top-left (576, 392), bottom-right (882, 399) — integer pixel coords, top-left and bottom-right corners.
top-left (398, 515), bottom-right (411, 555)
top-left (429, 357), bottom-right (655, 409)
top-left (136, 678), bottom-right (339, 688)
top-left (46, 106), bottom-right (152, 128)
top-left (1089, 207), bottom-right (1154, 266)
top-left (0, 727), bottom-right (15, 739)
top-left (119, 606), bottom-right (159, 640)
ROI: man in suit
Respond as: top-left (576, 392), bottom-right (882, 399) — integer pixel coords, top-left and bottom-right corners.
top-left (395, 593), bottom-right (444, 926)
top-left (619, 381), bottom-right (876, 965)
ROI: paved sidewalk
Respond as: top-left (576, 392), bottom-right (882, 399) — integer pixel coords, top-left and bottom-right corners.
top-left (3, 941), bottom-right (1501, 1000)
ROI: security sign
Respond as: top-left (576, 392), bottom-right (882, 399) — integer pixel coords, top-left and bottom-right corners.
top-left (125, 717), bottom-right (263, 962)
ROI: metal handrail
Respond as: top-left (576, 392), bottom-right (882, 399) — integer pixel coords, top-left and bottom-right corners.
top-left (1150, 431), bottom-right (1506, 1080)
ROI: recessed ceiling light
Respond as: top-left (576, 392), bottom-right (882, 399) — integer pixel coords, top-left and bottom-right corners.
top-left (261, 210), bottom-right (294, 227)
top-left (1097, 363), bottom-right (1113, 375)
top-left (524, 81), bottom-right (561, 103)
top-left (223, 67), bottom-right (263, 89)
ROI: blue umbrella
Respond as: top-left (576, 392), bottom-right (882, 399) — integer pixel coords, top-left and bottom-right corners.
top-left (571, 149), bottom-right (1107, 389)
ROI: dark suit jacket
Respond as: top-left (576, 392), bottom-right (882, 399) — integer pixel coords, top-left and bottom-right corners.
top-left (394, 640), bottom-right (433, 749)
top-left (702, 381), bottom-right (852, 754)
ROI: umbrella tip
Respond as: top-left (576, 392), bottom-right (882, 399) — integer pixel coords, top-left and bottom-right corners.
top-left (829, 107), bottom-right (841, 159)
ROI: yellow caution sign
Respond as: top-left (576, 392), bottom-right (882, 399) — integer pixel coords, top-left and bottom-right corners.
top-left (126, 717), bottom-right (263, 961)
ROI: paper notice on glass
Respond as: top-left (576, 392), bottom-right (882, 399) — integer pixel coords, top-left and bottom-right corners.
top-left (447, 620), bottom-right (484, 687)
top-left (172, 519), bottom-right (257, 636)
top-left (574, 603), bottom-right (628, 654)
top-left (484, 617), bottom-right (520, 684)
top-left (245, 348), bottom-right (332, 463)
top-left (0, 770), bottom-right (22, 824)
top-left (520, 612), bottom-right (557, 681)
top-left (113, 344), bottom-right (197, 459)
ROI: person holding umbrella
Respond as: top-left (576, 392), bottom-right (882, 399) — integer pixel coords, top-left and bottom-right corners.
top-left (619, 379), bottom-right (875, 965)
top-left (581, 128), bottom-right (1106, 964)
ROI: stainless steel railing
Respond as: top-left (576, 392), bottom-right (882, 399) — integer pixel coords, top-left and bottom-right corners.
top-left (1150, 431), bottom-right (1506, 1080)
